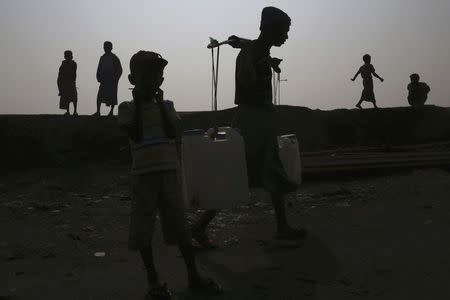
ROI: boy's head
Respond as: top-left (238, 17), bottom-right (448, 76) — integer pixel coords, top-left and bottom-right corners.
top-left (104, 41), bottom-right (113, 53)
top-left (128, 51), bottom-right (168, 94)
top-left (260, 6), bottom-right (291, 47)
top-left (410, 73), bottom-right (420, 83)
top-left (64, 50), bottom-right (73, 60)
top-left (363, 54), bottom-right (371, 64)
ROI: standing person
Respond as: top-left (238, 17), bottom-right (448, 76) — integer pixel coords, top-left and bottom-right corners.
top-left (57, 50), bottom-right (78, 116)
top-left (351, 54), bottom-right (384, 109)
top-left (195, 7), bottom-right (303, 242)
top-left (94, 41), bottom-right (122, 116)
top-left (118, 51), bottom-right (221, 298)
top-left (407, 73), bottom-right (431, 107)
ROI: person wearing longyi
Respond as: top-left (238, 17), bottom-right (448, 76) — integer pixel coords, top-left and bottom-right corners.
top-left (57, 50), bottom-right (78, 116)
top-left (351, 54), bottom-right (384, 109)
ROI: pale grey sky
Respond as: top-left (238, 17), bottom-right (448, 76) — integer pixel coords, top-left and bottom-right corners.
top-left (0, 0), bottom-right (449, 114)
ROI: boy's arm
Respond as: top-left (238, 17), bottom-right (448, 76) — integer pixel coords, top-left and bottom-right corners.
top-left (117, 101), bottom-right (134, 134)
top-left (351, 69), bottom-right (360, 81)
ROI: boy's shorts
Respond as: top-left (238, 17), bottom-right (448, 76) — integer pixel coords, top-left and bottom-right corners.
top-left (128, 170), bottom-right (189, 250)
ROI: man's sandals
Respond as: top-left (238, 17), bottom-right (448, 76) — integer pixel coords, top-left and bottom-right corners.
top-left (189, 278), bottom-right (223, 295)
top-left (146, 283), bottom-right (172, 300)
top-left (275, 227), bottom-right (308, 241)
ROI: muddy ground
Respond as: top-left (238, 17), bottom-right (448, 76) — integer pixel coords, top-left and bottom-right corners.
top-left (1, 165), bottom-right (450, 299)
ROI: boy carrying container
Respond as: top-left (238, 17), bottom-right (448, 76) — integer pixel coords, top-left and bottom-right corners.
top-left (118, 51), bottom-right (221, 299)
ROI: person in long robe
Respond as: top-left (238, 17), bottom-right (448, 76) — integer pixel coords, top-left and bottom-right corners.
top-left (230, 7), bottom-right (307, 240)
top-left (94, 41), bottom-right (122, 116)
top-left (57, 50), bottom-right (77, 115)
top-left (351, 54), bottom-right (384, 109)
top-left (408, 73), bottom-right (430, 107)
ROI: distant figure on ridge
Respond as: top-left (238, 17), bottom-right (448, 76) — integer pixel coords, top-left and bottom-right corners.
top-left (94, 41), bottom-right (122, 117)
top-left (57, 50), bottom-right (78, 116)
top-left (408, 73), bottom-right (430, 107)
top-left (351, 54), bottom-right (384, 109)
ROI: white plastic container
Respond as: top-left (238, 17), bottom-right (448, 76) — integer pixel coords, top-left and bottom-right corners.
top-left (277, 134), bottom-right (302, 185)
top-left (181, 127), bottom-right (249, 209)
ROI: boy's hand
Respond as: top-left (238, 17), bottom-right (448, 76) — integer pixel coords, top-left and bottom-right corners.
top-left (351, 78), bottom-right (355, 81)
top-left (380, 78), bottom-right (384, 82)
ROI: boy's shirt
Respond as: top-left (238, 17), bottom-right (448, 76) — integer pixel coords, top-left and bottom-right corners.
top-left (118, 99), bottom-right (181, 175)
top-left (359, 64), bottom-right (375, 80)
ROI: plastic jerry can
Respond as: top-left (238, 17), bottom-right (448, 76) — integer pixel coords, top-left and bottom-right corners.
top-left (182, 127), bottom-right (249, 209)
top-left (277, 134), bottom-right (302, 185)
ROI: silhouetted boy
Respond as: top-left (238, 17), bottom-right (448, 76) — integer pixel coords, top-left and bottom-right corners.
top-left (227, 7), bottom-right (306, 240)
top-left (94, 41), bottom-right (122, 116)
top-left (118, 51), bottom-right (221, 298)
top-left (57, 50), bottom-right (77, 116)
top-left (351, 54), bottom-right (384, 109)
top-left (408, 73), bottom-right (430, 107)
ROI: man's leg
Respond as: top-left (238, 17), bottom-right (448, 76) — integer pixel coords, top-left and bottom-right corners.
top-left (93, 100), bottom-right (101, 116)
top-left (372, 100), bottom-right (378, 108)
top-left (355, 99), bottom-right (363, 109)
top-left (73, 102), bottom-right (78, 116)
top-left (270, 192), bottom-right (307, 239)
top-left (191, 210), bottom-right (218, 248)
top-left (140, 245), bottom-right (158, 286)
top-left (108, 104), bottom-right (115, 116)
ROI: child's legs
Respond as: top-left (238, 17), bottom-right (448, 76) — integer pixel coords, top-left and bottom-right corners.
top-left (72, 101), bottom-right (78, 113)
top-left (159, 170), bottom-right (201, 281)
top-left (130, 174), bottom-right (161, 283)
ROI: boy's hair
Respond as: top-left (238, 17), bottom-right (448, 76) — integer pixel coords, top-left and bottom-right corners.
top-left (104, 41), bottom-right (113, 48)
top-left (64, 50), bottom-right (73, 59)
top-left (129, 51), bottom-right (168, 78)
top-left (260, 6), bottom-right (291, 30)
top-left (410, 73), bottom-right (420, 81)
top-left (363, 54), bottom-right (371, 63)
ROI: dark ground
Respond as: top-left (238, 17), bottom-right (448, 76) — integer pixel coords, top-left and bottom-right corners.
top-left (1, 164), bottom-right (450, 299)
top-left (1, 107), bottom-right (450, 299)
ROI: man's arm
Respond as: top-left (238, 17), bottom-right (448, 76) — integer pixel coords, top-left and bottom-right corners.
top-left (115, 55), bottom-right (123, 80)
top-left (96, 58), bottom-right (102, 83)
top-left (57, 65), bottom-right (63, 93)
top-left (373, 72), bottom-right (384, 82)
top-left (351, 69), bottom-right (361, 81)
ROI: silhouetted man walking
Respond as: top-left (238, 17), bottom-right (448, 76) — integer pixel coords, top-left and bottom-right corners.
top-left (94, 41), bottom-right (122, 116)
top-left (230, 7), bottom-right (306, 240)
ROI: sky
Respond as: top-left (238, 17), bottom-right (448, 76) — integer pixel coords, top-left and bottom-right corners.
top-left (0, 0), bottom-right (449, 114)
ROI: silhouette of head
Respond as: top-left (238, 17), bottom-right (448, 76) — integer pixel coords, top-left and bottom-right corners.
top-left (410, 73), bottom-right (420, 83)
top-left (259, 7), bottom-right (291, 47)
top-left (363, 54), bottom-right (371, 64)
top-left (128, 51), bottom-right (168, 94)
top-left (64, 50), bottom-right (73, 60)
top-left (104, 41), bottom-right (113, 53)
